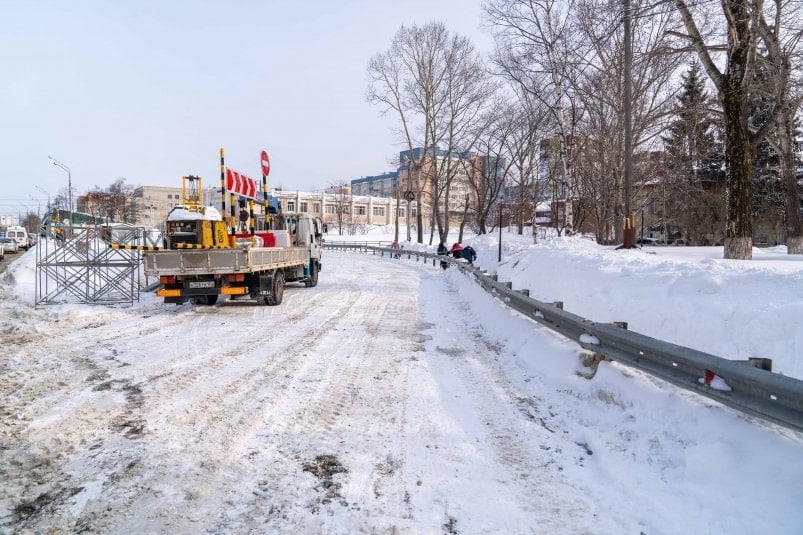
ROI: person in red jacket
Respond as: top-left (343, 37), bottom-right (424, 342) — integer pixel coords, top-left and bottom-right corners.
top-left (450, 242), bottom-right (463, 259)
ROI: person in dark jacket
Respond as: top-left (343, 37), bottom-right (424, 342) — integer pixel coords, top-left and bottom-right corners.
top-left (462, 245), bottom-right (477, 265)
top-left (437, 242), bottom-right (449, 269)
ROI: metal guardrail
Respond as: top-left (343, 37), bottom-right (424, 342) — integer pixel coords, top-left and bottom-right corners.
top-left (322, 239), bottom-right (393, 249)
top-left (325, 242), bottom-right (803, 433)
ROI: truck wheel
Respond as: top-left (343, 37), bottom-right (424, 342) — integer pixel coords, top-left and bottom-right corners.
top-left (305, 261), bottom-right (318, 288)
top-left (263, 271), bottom-right (285, 306)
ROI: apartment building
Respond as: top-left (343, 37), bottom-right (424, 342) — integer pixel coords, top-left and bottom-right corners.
top-left (130, 185), bottom-right (420, 231)
top-left (351, 147), bottom-right (485, 226)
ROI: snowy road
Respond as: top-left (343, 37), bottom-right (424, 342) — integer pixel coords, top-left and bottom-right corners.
top-left (2, 249), bottom-right (802, 534)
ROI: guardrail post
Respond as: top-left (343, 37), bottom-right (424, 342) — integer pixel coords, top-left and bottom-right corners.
top-left (614, 321), bottom-right (628, 329)
top-left (746, 357), bottom-right (773, 371)
top-left (503, 281), bottom-right (512, 289)
top-left (519, 289), bottom-right (530, 297)
top-left (490, 274), bottom-right (498, 282)
top-left (553, 301), bottom-right (563, 310)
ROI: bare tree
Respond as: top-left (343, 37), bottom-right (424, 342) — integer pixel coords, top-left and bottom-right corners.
top-left (569, 0), bottom-right (684, 243)
top-left (502, 90), bottom-right (553, 238)
top-left (755, 0), bottom-right (803, 253)
top-left (87, 177), bottom-right (137, 223)
top-left (367, 22), bottom-right (492, 245)
top-left (672, 0), bottom-right (788, 259)
top-left (485, 0), bottom-right (580, 231)
top-left (327, 181), bottom-right (352, 236)
top-left (467, 101), bottom-right (516, 234)
top-left (434, 42), bottom-right (497, 244)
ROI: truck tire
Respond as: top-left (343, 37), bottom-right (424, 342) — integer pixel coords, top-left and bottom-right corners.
top-left (263, 270), bottom-right (285, 306)
top-left (305, 261), bottom-right (318, 288)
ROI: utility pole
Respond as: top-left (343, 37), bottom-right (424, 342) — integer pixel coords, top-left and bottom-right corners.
top-left (620, 0), bottom-right (637, 248)
top-left (498, 179), bottom-right (505, 262)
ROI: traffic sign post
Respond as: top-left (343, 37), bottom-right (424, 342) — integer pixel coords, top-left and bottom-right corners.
top-left (260, 150), bottom-right (271, 219)
top-left (260, 150), bottom-right (271, 177)
top-left (404, 191), bottom-right (414, 241)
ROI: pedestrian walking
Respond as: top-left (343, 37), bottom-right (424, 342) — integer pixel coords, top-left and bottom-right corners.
top-left (437, 242), bottom-right (449, 270)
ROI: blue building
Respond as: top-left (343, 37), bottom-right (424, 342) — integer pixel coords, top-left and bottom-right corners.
top-left (350, 171), bottom-right (399, 197)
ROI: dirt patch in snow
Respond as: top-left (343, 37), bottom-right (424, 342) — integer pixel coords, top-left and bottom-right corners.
top-left (302, 453), bottom-right (349, 509)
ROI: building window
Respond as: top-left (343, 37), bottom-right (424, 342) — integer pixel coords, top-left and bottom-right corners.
top-left (325, 204), bottom-right (337, 214)
top-left (356, 205), bottom-right (366, 215)
top-left (314, 203), bottom-right (320, 213)
top-left (412, 208), bottom-right (417, 218)
top-left (397, 208), bottom-right (405, 218)
top-left (300, 202), bottom-right (308, 212)
top-left (288, 201), bottom-right (296, 212)
top-left (373, 206), bottom-right (385, 217)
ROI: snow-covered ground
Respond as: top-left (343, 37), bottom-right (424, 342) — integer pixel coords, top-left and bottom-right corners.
top-left (1, 230), bottom-right (802, 534)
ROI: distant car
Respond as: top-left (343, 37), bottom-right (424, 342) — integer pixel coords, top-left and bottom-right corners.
top-left (636, 237), bottom-right (661, 246)
top-left (671, 239), bottom-right (687, 246)
top-left (0, 236), bottom-right (19, 253)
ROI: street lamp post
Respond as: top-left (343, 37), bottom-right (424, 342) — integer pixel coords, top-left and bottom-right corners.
top-left (495, 157), bottom-right (505, 262)
top-left (48, 156), bottom-right (72, 218)
top-left (15, 204), bottom-right (32, 231)
top-left (35, 186), bottom-right (51, 211)
top-left (29, 196), bottom-right (42, 222)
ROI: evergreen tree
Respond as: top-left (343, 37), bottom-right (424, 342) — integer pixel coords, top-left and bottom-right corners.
top-left (661, 63), bottom-right (725, 244)
top-left (662, 63), bottom-right (723, 185)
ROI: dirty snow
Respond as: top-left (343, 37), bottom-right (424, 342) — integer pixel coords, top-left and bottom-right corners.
top-left (1, 230), bottom-right (802, 534)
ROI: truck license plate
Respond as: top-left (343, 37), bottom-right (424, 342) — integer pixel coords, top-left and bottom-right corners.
top-left (188, 280), bottom-right (215, 289)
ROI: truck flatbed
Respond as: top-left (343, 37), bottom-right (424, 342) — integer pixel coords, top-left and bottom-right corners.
top-left (143, 246), bottom-right (309, 277)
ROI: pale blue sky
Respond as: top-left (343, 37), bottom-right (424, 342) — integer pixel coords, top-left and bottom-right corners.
top-left (1, 0), bottom-right (491, 213)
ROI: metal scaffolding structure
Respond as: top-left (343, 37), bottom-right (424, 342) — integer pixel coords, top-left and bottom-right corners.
top-left (34, 225), bottom-right (144, 307)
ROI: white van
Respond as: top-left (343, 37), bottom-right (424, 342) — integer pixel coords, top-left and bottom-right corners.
top-left (5, 226), bottom-right (29, 250)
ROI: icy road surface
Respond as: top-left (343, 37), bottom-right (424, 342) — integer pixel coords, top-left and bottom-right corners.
top-left (1, 250), bottom-right (801, 534)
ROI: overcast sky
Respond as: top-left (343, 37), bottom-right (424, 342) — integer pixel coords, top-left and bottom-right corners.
top-left (1, 0), bottom-right (492, 213)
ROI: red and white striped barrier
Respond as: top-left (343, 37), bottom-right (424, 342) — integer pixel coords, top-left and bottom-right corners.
top-left (226, 168), bottom-right (257, 199)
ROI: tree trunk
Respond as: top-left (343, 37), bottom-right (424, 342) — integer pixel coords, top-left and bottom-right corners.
top-left (458, 193), bottom-right (469, 243)
top-left (778, 106), bottom-right (803, 254)
top-left (721, 52), bottom-right (753, 260)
